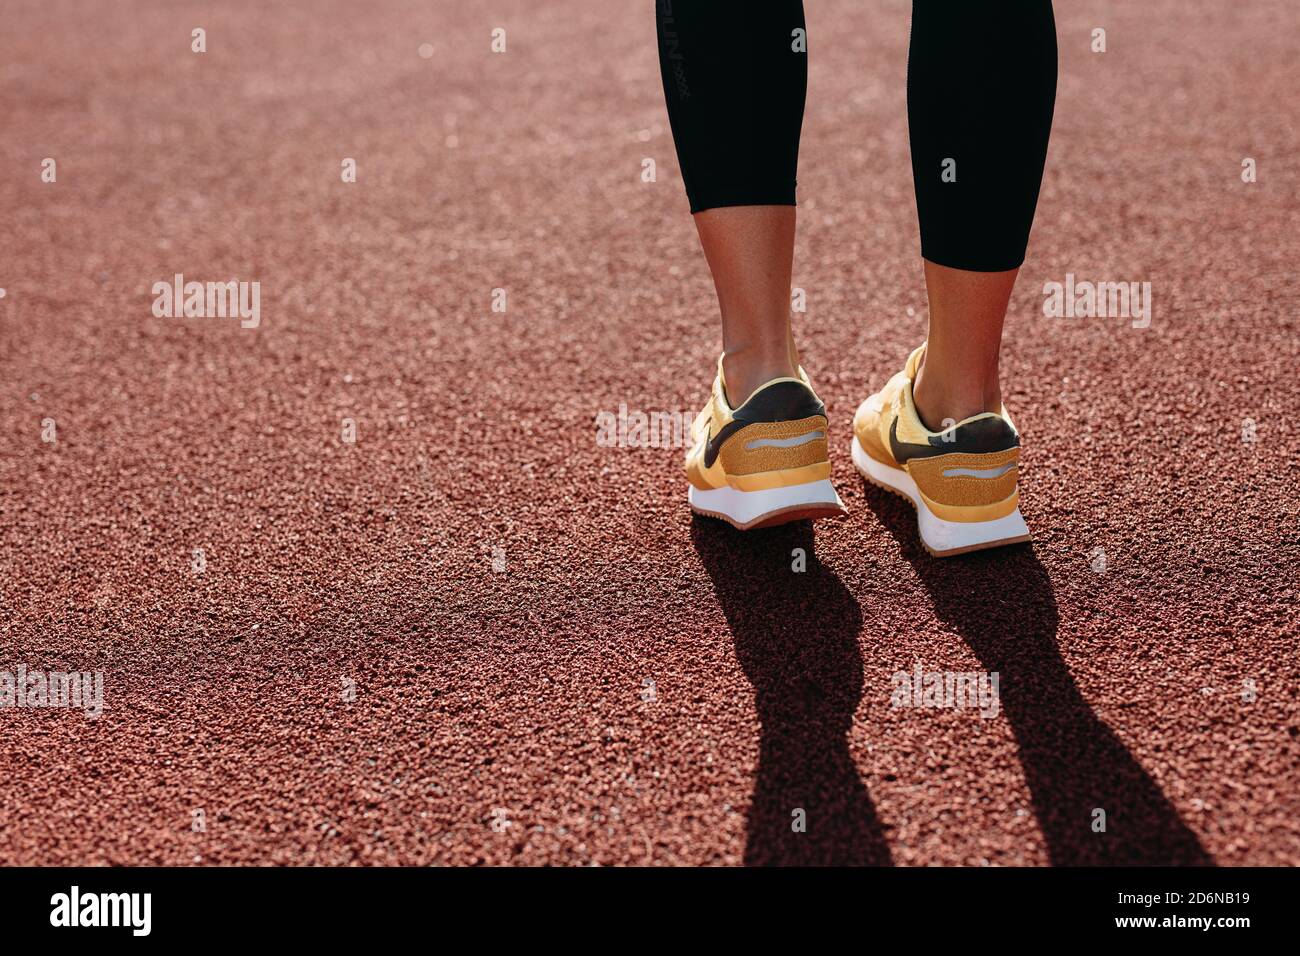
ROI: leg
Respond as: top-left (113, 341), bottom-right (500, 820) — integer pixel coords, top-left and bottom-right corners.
top-left (851, 1), bottom-right (1055, 554)
top-left (906, 0), bottom-right (1058, 429)
top-left (913, 261), bottom-right (1016, 428)
top-left (656, 0), bottom-right (808, 404)
top-left (663, 1), bottom-right (843, 529)
top-left (695, 206), bottom-right (800, 404)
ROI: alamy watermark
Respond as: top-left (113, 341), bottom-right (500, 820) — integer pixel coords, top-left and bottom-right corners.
top-left (1043, 273), bottom-right (1151, 329)
top-left (1, 665), bottom-right (104, 719)
top-left (152, 273), bottom-right (261, 328)
top-left (50, 886), bottom-right (150, 936)
top-left (595, 404), bottom-right (691, 448)
top-left (890, 662), bottom-right (1000, 719)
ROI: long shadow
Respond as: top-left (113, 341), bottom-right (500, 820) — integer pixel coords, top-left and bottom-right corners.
top-left (863, 483), bottom-right (1212, 865)
top-left (691, 518), bottom-right (892, 866)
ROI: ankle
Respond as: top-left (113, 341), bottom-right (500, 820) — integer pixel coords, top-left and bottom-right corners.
top-left (912, 362), bottom-right (1001, 432)
top-left (721, 349), bottom-right (798, 406)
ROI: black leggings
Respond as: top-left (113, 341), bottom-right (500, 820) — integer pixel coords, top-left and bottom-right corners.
top-left (655, 1), bottom-right (1057, 272)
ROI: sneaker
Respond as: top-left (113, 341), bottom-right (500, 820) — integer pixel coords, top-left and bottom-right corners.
top-left (686, 357), bottom-right (846, 530)
top-left (851, 343), bottom-right (1029, 556)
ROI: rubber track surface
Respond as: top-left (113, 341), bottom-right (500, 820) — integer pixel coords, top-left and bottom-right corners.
top-left (1, 0), bottom-right (1297, 865)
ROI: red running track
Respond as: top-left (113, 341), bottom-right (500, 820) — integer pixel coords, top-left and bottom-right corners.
top-left (1, 0), bottom-right (1297, 865)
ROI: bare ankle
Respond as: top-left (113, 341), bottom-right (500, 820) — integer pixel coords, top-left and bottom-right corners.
top-left (722, 348), bottom-right (798, 406)
top-left (912, 361), bottom-right (1001, 432)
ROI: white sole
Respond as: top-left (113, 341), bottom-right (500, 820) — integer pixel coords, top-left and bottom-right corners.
top-left (689, 479), bottom-right (846, 531)
top-left (851, 436), bottom-right (1029, 557)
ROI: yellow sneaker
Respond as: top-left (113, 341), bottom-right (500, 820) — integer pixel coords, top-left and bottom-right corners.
top-left (686, 357), bottom-right (846, 530)
top-left (851, 343), bottom-right (1029, 556)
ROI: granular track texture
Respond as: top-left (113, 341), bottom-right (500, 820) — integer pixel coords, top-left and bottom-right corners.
top-left (1, 0), bottom-right (1296, 865)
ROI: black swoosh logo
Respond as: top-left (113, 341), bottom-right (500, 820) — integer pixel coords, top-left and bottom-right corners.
top-left (889, 417), bottom-right (946, 463)
top-left (703, 419), bottom-right (745, 469)
top-left (701, 381), bottom-right (828, 469)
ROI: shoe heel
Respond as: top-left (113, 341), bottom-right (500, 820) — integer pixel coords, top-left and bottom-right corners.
top-left (913, 497), bottom-right (1029, 557)
top-left (851, 437), bottom-right (1029, 556)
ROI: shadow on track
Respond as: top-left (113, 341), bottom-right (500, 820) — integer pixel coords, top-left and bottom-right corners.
top-left (691, 517), bottom-right (893, 866)
top-left (864, 483), bottom-right (1212, 865)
